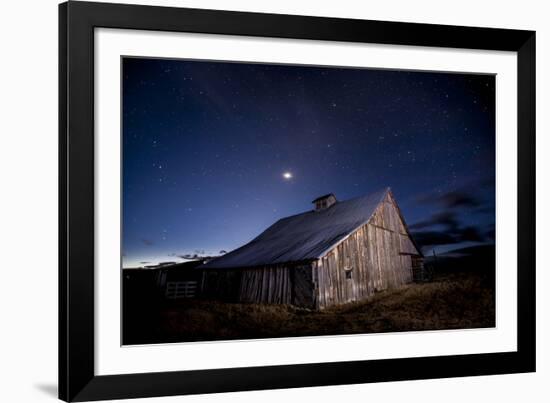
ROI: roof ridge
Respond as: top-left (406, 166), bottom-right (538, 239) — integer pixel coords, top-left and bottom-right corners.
top-left (268, 188), bottom-right (389, 222)
top-left (314, 188), bottom-right (389, 259)
top-left (201, 188), bottom-right (392, 269)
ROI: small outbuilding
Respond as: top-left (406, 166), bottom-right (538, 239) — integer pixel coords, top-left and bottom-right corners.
top-left (154, 260), bottom-right (209, 299)
top-left (199, 188), bottom-right (423, 309)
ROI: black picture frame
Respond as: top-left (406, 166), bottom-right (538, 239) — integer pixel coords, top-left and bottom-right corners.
top-left (59, 1), bottom-right (536, 401)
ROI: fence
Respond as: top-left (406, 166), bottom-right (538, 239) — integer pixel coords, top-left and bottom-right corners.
top-left (165, 281), bottom-right (198, 299)
top-left (412, 256), bottom-right (433, 282)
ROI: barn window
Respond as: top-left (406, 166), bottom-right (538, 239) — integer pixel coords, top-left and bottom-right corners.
top-left (312, 194), bottom-right (337, 211)
top-left (344, 267), bottom-right (353, 280)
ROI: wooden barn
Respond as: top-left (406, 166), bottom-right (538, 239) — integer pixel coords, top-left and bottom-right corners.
top-left (199, 188), bottom-right (423, 309)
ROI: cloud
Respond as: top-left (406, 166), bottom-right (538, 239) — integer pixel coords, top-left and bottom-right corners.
top-left (439, 192), bottom-right (481, 208)
top-left (409, 211), bottom-right (460, 231)
top-left (418, 191), bottom-right (480, 209)
top-left (168, 252), bottom-right (207, 260)
top-left (459, 226), bottom-right (485, 242)
top-left (409, 178), bottom-right (494, 250)
top-left (178, 254), bottom-right (196, 259)
top-left (410, 211), bottom-right (485, 248)
top-left (415, 177), bottom-right (495, 211)
top-left (410, 231), bottom-right (457, 246)
top-left (412, 225), bottom-right (485, 248)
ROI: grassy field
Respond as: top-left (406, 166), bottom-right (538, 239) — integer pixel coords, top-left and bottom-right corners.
top-left (123, 267), bottom-right (495, 345)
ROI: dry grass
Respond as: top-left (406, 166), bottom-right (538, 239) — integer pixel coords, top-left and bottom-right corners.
top-left (124, 271), bottom-right (495, 344)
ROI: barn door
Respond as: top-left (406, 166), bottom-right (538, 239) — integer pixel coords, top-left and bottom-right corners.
top-left (291, 265), bottom-right (314, 308)
top-left (344, 267), bottom-right (357, 303)
top-left (411, 256), bottom-right (425, 282)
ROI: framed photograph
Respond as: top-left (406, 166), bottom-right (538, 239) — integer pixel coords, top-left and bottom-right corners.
top-left (59, 1), bottom-right (535, 401)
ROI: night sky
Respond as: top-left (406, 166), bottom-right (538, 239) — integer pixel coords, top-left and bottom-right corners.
top-left (122, 58), bottom-right (495, 268)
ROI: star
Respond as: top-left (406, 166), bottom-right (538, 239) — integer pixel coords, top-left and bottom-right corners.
top-left (282, 172), bottom-right (293, 180)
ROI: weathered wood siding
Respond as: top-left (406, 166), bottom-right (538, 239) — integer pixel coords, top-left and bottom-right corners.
top-left (239, 266), bottom-right (292, 304)
top-left (200, 270), bottom-right (242, 301)
top-left (201, 264), bottom-right (315, 307)
top-left (315, 192), bottom-right (418, 309)
top-left (291, 265), bottom-right (316, 308)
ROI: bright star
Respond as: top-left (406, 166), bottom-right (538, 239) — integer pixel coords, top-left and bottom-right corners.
top-left (282, 172), bottom-right (293, 180)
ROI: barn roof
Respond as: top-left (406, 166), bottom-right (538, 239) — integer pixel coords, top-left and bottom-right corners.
top-left (201, 188), bottom-right (391, 269)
